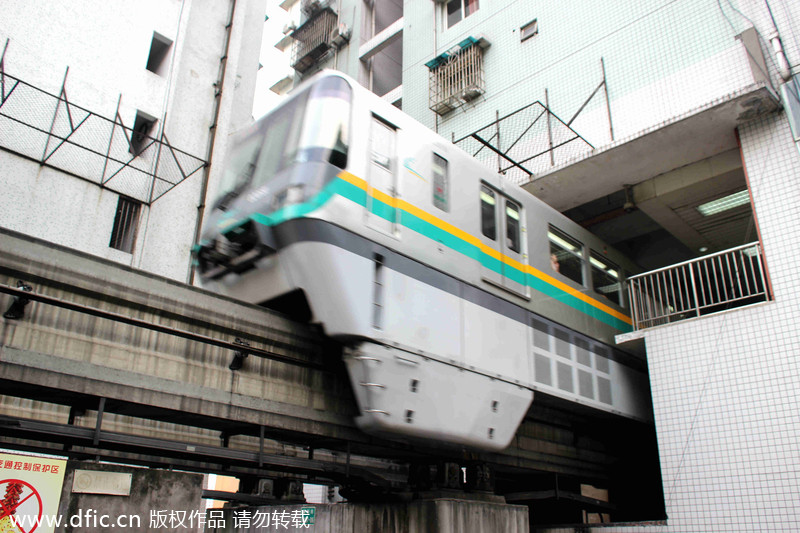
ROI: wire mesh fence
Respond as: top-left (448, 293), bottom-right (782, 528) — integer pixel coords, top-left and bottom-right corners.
top-left (0, 68), bottom-right (206, 205)
top-left (454, 101), bottom-right (594, 186)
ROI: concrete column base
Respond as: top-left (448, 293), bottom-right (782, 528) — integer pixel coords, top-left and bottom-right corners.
top-left (220, 499), bottom-right (529, 532)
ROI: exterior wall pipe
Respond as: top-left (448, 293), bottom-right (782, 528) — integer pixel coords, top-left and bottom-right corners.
top-left (769, 35), bottom-right (792, 81)
top-left (765, 0), bottom-right (792, 81)
top-left (189, 0), bottom-right (238, 284)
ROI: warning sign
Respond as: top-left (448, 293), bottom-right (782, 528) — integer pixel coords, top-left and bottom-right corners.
top-left (0, 453), bottom-right (67, 533)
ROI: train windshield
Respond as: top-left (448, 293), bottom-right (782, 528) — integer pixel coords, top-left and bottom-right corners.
top-left (212, 75), bottom-right (351, 209)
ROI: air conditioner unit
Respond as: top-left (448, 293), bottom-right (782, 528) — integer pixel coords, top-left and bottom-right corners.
top-left (283, 22), bottom-right (297, 34)
top-left (431, 97), bottom-right (457, 116)
top-left (301, 0), bottom-right (327, 16)
top-left (461, 86), bottom-right (484, 102)
top-left (330, 23), bottom-right (351, 48)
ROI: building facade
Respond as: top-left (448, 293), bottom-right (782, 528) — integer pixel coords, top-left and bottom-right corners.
top-left (280, 0), bottom-right (800, 530)
top-left (0, 0), bottom-right (265, 282)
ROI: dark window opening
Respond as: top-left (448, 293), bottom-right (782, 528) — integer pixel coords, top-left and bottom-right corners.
top-left (446, 0), bottom-right (479, 28)
top-left (433, 153), bottom-right (449, 211)
top-left (591, 251), bottom-right (624, 306)
top-left (521, 19), bottom-right (538, 41)
top-left (110, 197), bottom-right (141, 253)
top-left (146, 32), bottom-right (173, 74)
top-left (480, 185), bottom-right (496, 240)
top-left (129, 111), bottom-right (157, 156)
top-left (505, 199), bottom-right (521, 253)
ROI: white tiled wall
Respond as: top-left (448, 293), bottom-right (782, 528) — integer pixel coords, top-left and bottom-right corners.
top-left (539, 79), bottom-right (800, 533)
top-left (403, 0), bottom-right (765, 162)
top-left (395, 1), bottom-right (800, 531)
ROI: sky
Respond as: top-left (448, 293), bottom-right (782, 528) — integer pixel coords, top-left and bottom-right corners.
top-left (252, 0), bottom-right (293, 118)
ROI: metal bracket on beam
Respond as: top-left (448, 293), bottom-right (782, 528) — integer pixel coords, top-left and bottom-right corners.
top-left (93, 397), bottom-right (106, 446)
top-left (3, 280), bottom-right (32, 319)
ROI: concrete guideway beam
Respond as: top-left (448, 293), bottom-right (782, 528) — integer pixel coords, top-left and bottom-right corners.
top-left (0, 226), bottom-right (658, 504)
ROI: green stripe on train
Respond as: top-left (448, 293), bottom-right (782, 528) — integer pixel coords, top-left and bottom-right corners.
top-left (245, 176), bottom-right (631, 332)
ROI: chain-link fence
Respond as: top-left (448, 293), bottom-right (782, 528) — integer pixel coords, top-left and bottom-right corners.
top-left (0, 66), bottom-right (206, 205)
top-left (454, 100), bottom-right (594, 186)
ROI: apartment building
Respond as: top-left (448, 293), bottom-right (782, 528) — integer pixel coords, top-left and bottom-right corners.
top-left (0, 0), bottom-right (264, 281)
top-left (282, 0), bottom-right (800, 529)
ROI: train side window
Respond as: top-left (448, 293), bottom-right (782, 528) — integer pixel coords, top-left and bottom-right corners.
top-left (505, 200), bottom-right (521, 253)
top-left (548, 226), bottom-right (584, 285)
top-left (480, 186), bottom-right (496, 240)
top-left (590, 251), bottom-right (624, 306)
top-left (370, 117), bottom-right (394, 169)
top-left (433, 153), bottom-right (449, 212)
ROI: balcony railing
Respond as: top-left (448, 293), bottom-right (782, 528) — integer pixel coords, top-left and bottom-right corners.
top-left (628, 242), bottom-right (770, 330)
top-left (291, 7), bottom-right (337, 74)
top-left (426, 37), bottom-right (487, 116)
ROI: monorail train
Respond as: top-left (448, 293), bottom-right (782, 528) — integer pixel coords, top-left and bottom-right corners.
top-left (194, 71), bottom-right (651, 451)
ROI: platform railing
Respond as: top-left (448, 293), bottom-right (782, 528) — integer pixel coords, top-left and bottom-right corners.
top-left (627, 242), bottom-right (769, 330)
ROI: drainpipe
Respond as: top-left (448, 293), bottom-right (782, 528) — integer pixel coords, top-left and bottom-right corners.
top-left (764, 0), bottom-right (792, 81)
top-left (432, 0), bottom-right (439, 134)
top-left (188, 0), bottom-right (237, 284)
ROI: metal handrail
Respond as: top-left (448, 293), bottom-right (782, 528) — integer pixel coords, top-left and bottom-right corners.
top-left (627, 242), bottom-right (764, 281)
top-left (627, 242), bottom-right (769, 330)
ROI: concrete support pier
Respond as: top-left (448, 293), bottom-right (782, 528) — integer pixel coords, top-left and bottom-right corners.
top-left (214, 499), bottom-right (529, 532)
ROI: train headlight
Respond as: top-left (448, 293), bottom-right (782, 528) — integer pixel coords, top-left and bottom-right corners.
top-left (273, 184), bottom-right (306, 209)
top-left (285, 184), bottom-right (305, 205)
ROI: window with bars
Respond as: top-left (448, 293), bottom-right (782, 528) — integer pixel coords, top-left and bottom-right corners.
top-left (290, 7), bottom-right (338, 74)
top-left (109, 196), bottom-right (141, 253)
top-left (426, 38), bottom-right (487, 116)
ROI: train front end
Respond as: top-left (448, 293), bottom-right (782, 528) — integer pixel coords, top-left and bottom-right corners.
top-left (193, 73), bottom-right (351, 311)
top-left (194, 72), bottom-right (533, 452)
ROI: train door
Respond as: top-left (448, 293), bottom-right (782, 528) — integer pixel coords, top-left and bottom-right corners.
top-left (478, 183), bottom-right (528, 297)
top-left (501, 197), bottom-right (528, 297)
top-left (478, 185), bottom-right (504, 287)
top-left (366, 115), bottom-right (398, 234)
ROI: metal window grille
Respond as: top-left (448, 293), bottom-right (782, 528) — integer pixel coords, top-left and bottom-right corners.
top-left (627, 242), bottom-right (770, 330)
top-left (109, 197), bottom-right (141, 253)
top-left (291, 8), bottom-right (337, 73)
top-left (429, 44), bottom-right (485, 115)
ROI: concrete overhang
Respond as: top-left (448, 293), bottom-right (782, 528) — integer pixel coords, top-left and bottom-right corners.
top-left (359, 17), bottom-right (403, 61)
top-left (522, 82), bottom-right (780, 212)
top-left (275, 33), bottom-right (293, 52)
top-left (270, 74), bottom-right (294, 95)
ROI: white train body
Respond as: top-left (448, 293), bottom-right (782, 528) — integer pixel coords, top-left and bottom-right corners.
top-left (196, 72), bottom-right (650, 451)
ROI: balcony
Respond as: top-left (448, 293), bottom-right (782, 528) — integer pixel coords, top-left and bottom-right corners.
top-left (627, 242), bottom-right (770, 331)
top-left (426, 37), bottom-right (489, 116)
top-left (290, 7), bottom-right (337, 73)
